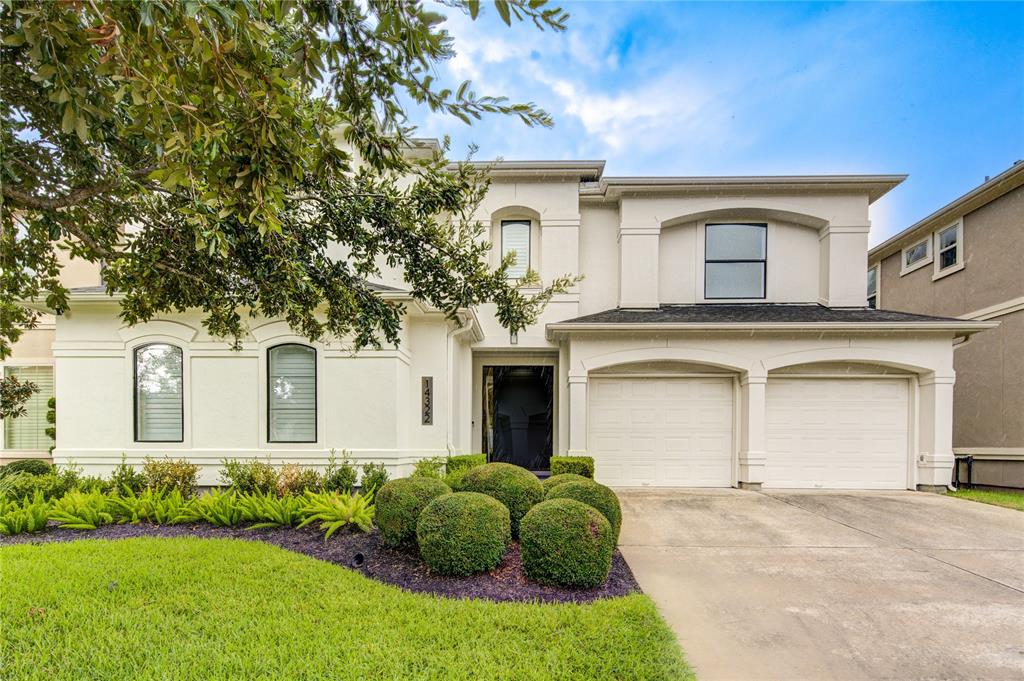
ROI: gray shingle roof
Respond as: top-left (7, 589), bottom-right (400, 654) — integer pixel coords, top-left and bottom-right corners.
top-left (552, 304), bottom-right (970, 325)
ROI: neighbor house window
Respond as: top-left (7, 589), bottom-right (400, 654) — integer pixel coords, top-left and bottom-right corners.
top-left (268, 344), bottom-right (316, 443)
top-left (501, 220), bottom-right (530, 279)
top-left (3, 366), bottom-right (54, 451)
top-left (134, 344), bottom-right (184, 442)
top-left (867, 265), bottom-right (879, 309)
top-left (704, 223), bottom-right (767, 299)
top-left (900, 237), bottom-right (931, 275)
top-left (934, 220), bottom-right (963, 275)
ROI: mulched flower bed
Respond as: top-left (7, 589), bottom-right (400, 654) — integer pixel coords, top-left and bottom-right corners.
top-left (1, 523), bottom-right (641, 604)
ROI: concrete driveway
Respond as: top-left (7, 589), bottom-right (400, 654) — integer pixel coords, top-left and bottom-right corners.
top-left (618, 489), bottom-right (1024, 681)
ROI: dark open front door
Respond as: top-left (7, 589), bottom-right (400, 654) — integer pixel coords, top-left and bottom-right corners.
top-left (483, 366), bottom-right (553, 471)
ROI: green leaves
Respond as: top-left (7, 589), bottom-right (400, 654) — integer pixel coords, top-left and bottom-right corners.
top-left (1, 0), bottom-right (572, 359)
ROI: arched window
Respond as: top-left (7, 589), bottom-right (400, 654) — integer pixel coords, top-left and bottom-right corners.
top-left (268, 344), bottom-right (317, 443)
top-left (134, 344), bottom-right (184, 442)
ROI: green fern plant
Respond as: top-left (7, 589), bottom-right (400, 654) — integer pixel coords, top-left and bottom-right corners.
top-left (239, 491), bottom-right (305, 529)
top-left (184, 489), bottom-right (246, 527)
top-left (0, 491), bottom-right (50, 536)
top-left (48, 490), bottom-right (114, 530)
top-left (297, 491), bottom-right (375, 540)
top-left (107, 487), bottom-right (191, 525)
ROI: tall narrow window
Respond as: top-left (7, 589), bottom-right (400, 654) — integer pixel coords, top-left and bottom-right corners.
top-left (705, 223), bottom-right (767, 299)
top-left (134, 344), bottom-right (183, 442)
top-left (501, 220), bottom-right (530, 279)
top-left (3, 366), bottom-right (54, 451)
top-left (936, 222), bottom-right (961, 272)
top-left (867, 265), bottom-right (879, 309)
top-left (268, 344), bottom-right (316, 443)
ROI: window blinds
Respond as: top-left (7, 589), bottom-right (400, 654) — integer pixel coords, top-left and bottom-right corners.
top-left (134, 344), bottom-right (184, 442)
top-left (269, 345), bottom-right (316, 442)
top-left (3, 366), bottom-right (54, 451)
top-left (501, 221), bottom-right (530, 279)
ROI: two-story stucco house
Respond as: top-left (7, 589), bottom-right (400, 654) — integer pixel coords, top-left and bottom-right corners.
top-left (6, 147), bottom-right (994, 491)
top-left (868, 161), bottom-right (1024, 489)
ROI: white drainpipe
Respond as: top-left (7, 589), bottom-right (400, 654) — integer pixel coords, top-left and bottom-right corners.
top-left (446, 313), bottom-right (476, 455)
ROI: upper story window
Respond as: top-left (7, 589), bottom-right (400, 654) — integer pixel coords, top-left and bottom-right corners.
top-left (900, 236), bottom-right (931, 275)
top-left (501, 220), bottom-right (531, 279)
top-left (867, 265), bottom-right (879, 309)
top-left (704, 223), bottom-right (767, 299)
top-left (268, 344), bottom-right (316, 443)
top-left (134, 344), bottom-right (183, 442)
top-left (3, 366), bottom-right (54, 451)
top-left (934, 220), bottom-right (963, 277)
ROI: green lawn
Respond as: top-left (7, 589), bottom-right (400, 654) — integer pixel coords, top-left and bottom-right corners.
top-left (948, 488), bottom-right (1024, 511)
top-left (1, 538), bottom-right (691, 680)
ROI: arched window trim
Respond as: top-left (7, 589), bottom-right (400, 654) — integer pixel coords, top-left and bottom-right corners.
top-left (267, 343), bottom-right (318, 444)
top-left (133, 342), bottom-right (184, 443)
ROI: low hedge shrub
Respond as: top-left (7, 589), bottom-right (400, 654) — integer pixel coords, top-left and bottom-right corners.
top-left (323, 450), bottom-right (357, 494)
top-left (411, 457), bottom-right (446, 479)
top-left (545, 480), bottom-right (622, 540)
top-left (541, 473), bottom-right (590, 495)
top-left (219, 458), bottom-right (279, 495)
top-left (520, 498), bottom-right (615, 588)
top-left (142, 457), bottom-right (199, 497)
top-left (416, 492), bottom-right (511, 576)
top-left (458, 462), bottom-right (543, 537)
top-left (276, 464), bottom-right (323, 496)
top-left (1, 459), bottom-right (53, 478)
top-left (443, 454), bottom-right (487, 491)
top-left (549, 456), bottom-right (594, 479)
top-left (375, 477), bottom-right (452, 548)
top-left (360, 463), bottom-right (390, 496)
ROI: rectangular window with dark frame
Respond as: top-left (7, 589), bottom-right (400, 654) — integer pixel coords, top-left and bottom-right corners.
top-left (134, 344), bottom-right (184, 443)
top-left (704, 223), bottom-right (767, 299)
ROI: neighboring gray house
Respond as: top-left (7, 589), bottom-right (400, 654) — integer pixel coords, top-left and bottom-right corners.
top-left (868, 162), bottom-right (1024, 489)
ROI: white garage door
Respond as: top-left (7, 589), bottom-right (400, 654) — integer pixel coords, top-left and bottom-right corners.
top-left (766, 378), bottom-right (910, 489)
top-left (588, 377), bottom-right (734, 487)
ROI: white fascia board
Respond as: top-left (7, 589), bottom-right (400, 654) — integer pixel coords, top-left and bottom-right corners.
top-left (546, 320), bottom-right (998, 339)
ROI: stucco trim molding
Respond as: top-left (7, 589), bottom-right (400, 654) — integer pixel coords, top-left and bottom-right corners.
top-left (959, 296), bottom-right (1024, 321)
top-left (762, 346), bottom-right (944, 374)
top-left (117, 320), bottom-right (198, 344)
top-left (579, 346), bottom-right (754, 375)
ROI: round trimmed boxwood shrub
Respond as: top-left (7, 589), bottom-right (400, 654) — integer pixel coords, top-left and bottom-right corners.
top-left (459, 462), bottom-right (543, 537)
top-left (545, 479), bottom-right (622, 540)
top-left (541, 473), bottom-right (591, 495)
top-left (416, 492), bottom-right (511, 576)
top-left (519, 498), bottom-right (615, 588)
top-left (375, 477), bottom-right (452, 548)
top-left (1, 459), bottom-right (53, 478)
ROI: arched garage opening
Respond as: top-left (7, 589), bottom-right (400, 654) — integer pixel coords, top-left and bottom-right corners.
top-left (764, 361), bottom-right (916, 489)
top-left (587, 360), bottom-right (739, 487)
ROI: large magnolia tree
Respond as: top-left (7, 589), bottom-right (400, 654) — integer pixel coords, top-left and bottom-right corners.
top-left (0, 0), bottom-right (574, 414)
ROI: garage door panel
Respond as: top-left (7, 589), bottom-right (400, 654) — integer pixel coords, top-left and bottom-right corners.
top-left (766, 378), bottom-right (909, 489)
top-left (589, 376), bottom-right (734, 487)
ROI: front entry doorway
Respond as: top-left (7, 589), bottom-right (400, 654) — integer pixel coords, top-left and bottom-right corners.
top-left (482, 366), bottom-right (553, 472)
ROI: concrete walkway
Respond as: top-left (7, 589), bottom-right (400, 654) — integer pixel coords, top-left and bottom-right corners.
top-left (618, 489), bottom-right (1024, 681)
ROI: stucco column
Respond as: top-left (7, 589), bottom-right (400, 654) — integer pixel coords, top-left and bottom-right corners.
top-left (917, 373), bottom-right (956, 491)
top-left (618, 224), bottom-right (660, 308)
top-left (738, 373), bottom-right (768, 489)
top-left (818, 224), bottom-right (870, 306)
top-left (567, 374), bottom-right (588, 456)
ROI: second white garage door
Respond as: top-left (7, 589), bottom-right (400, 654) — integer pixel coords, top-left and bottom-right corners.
top-left (766, 378), bottom-right (910, 489)
top-left (588, 377), bottom-right (734, 487)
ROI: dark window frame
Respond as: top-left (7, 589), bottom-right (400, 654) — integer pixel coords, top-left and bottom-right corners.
top-left (133, 342), bottom-right (185, 443)
top-left (267, 343), bottom-right (318, 444)
top-left (500, 219), bottom-right (532, 280)
top-left (704, 222), bottom-right (768, 300)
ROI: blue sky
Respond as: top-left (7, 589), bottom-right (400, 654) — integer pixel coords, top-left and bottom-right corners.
top-left (414, 1), bottom-right (1024, 244)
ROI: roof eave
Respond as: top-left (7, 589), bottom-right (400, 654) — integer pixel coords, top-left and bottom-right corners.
top-left (598, 174), bottom-right (907, 203)
top-left (546, 320), bottom-right (998, 340)
top-left (869, 162), bottom-right (1024, 261)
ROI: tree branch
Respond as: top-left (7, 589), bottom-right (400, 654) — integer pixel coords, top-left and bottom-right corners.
top-left (1, 165), bottom-right (160, 211)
